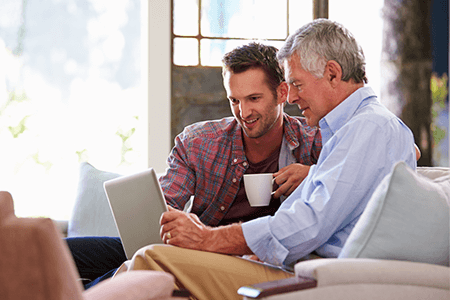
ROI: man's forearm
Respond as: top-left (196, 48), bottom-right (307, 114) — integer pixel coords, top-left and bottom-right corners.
top-left (204, 223), bottom-right (253, 256)
top-left (161, 209), bottom-right (253, 256)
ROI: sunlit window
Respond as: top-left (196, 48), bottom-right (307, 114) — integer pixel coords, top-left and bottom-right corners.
top-left (0, 0), bottom-right (146, 219)
top-left (173, 0), bottom-right (313, 67)
top-left (172, 0), bottom-right (383, 97)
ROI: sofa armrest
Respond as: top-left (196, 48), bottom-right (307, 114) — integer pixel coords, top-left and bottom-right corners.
top-left (237, 276), bottom-right (317, 299)
top-left (294, 258), bottom-right (450, 290)
top-left (238, 259), bottom-right (450, 299)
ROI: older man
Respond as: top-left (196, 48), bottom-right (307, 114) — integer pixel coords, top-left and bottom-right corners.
top-left (117, 19), bottom-right (417, 300)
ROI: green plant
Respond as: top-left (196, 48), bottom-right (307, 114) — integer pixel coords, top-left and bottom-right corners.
top-left (76, 149), bottom-right (89, 163)
top-left (8, 115), bottom-right (30, 138)
top-left (430, 73), bottom-right (449, 165)
top-left (31, 152), bottom-right (53, 171)
top-left (1, 90), bottom-right (30, 138)
top-left (116, 116), bottom-right (138, 165)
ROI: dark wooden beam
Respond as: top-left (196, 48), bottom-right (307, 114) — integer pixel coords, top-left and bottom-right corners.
top-left (313, 0), bottom-right (328, 19)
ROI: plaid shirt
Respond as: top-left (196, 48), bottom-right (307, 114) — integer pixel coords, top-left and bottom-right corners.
top-left (160, 113), bottom-right (322, 226)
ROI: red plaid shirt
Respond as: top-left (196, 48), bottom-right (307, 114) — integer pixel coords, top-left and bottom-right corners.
top-left (160, 114), bottom-right (322, 226)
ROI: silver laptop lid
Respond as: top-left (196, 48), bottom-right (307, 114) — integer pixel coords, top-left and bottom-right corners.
top-left (103, 168), bottom-right (168, 259)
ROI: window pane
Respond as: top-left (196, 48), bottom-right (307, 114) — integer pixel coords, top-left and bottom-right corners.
top-left (174, 38), bottom-right (199, 66)
top-left (200, 39), bottom-right (285, 67)
top-left (329, 0), bottom-right (383, 98)
top-left (289, 0), bottom-right (313, 34)
top-left (0, 0), bottom-right (145, 219)
top-left (201, 0), bottom-right (287, 39)
top-left (173, 0), bottom-right (198, 36)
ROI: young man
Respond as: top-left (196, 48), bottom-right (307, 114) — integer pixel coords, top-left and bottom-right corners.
top-left (67, 42), bottom-right (322, 288)
top-left (116, 19), bottom-right (417, 300)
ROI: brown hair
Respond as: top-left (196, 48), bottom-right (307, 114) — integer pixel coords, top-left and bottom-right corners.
top-left (222, 42), bottom-right (285, 97)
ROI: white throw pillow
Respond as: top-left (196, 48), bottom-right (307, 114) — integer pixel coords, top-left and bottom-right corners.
top-left (339, 162), bottom-right (450, 266)
top-left (68, 162), bottom-right (122, 237)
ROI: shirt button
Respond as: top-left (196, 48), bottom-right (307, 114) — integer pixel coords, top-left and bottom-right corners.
top-left (233, 158), bottom-right (238, 163)
top-left (243, 162), bottom-right (248, 167)
top-left (232, 178), bottom-right (237, 183)
top-left (220, 206), bottom-right (225, 211)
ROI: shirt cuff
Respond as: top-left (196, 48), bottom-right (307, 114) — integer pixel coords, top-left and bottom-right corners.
top-left (242, 216), bottom-right (290, 267)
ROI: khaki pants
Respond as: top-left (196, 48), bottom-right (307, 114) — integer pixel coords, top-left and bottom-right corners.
top-left (116, 244), bottom-right (294, 300)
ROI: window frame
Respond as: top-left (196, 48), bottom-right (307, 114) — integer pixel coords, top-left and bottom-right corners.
top-left (145, 0), bottom-right (172, 173)
top-left (172, 0), bottom-right (296, 67)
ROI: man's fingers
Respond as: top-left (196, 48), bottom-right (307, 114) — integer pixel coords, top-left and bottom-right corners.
top-left (284, 185), bottom-right (297, 197)
top-left (273, 177), bottom-right (302, 198)
top-left (160, 223), bottom-right (174, 240)
top-left (274, 169), bottom-right (297, 187)
top-left (159, 208), bottom-right (187, 227)
top-left (273, 184), bottom-right (289, 198)
top-left (160, 222), bottom-right (176, 235)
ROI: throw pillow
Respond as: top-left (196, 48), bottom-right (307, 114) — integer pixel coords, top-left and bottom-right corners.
top-left (68, 162), bottom-right (122, 237)
top-left (339, 161), bottom-right (450, 266)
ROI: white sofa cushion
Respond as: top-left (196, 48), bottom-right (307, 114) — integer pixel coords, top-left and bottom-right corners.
top-left (417, 166), bottom-right (450, 180)
top-left (295, 258), bottom-right (450, 290)
top-left (68, 162), bottom-right (121, 237)
top-left (338, 162), bottom-right (450, 266)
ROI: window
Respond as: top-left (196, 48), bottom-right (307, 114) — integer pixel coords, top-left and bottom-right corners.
top-left (0, 0), bottom-right (146, 219)
top-left (173, 0), bottom-right (313, 66)
top-left (328, 0), bottom-right (383, 101)
top-left (172, 0), bottom-right (383, 97)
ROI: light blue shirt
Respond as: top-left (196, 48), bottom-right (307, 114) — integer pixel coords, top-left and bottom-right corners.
top-left (242, 87), bottom-right (417, 269)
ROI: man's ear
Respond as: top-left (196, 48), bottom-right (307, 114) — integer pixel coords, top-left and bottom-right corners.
top-left (325, 60), bottom-right (342, 87)
top-left (276, 82), bottom-right (288, 104)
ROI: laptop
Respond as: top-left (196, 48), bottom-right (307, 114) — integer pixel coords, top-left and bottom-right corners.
top-left (103, 168), bottom-right (168, 259)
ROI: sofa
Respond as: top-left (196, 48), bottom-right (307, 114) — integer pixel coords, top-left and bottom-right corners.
top-left (65, 162), bottom-right (449, 299)
top-left (238, 161), bottom-right (450, 299)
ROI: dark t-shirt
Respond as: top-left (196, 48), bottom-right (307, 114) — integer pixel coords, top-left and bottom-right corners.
top-left (219, 147), bottom-right (281, 225)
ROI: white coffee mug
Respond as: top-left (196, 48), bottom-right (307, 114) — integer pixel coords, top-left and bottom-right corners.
top-left (243, 173), bottom-right (275, 207)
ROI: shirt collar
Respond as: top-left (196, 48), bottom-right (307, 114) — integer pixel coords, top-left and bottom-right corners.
top-left (319, 86), bottom-right (376, 144)
top-left (231, 120), bottom-right (246, 165)
top-left (231, 113), bottom-right (300, 165)
top-left (282, 113), bottom-right (300, 150)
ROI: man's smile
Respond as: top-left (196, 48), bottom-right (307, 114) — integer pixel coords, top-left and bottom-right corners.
top-left (243, 118), bottom-right (258, 127)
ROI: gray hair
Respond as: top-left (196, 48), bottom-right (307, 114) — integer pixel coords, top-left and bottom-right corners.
top-left (278, 19), bottom-right (368, 83)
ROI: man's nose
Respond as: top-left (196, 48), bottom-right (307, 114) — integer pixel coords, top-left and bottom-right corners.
top-left (239, 102), bottom-right (252, 119)
top-left (287, 86), bottom-right (299, 104)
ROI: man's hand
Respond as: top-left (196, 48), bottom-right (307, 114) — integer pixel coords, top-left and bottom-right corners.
top-left (160, 206), bottom-right (211, 250)
top-left (272, 163), bottom-right (310, 198)
top-left (160, 206), bottom-right (252, 255)
top-left (242, 254), bottom-right (262, 262)
top-left (414, 144), bottom-right (421, 161)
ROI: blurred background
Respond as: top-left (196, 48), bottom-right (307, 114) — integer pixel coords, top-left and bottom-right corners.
top-left (0, 0), bottom-right (448, 220)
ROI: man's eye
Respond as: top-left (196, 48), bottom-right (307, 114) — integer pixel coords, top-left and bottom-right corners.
top-left (292, 83), bottom-right (302, 91)
top-left (229, 98), bottom-right (239, 104)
